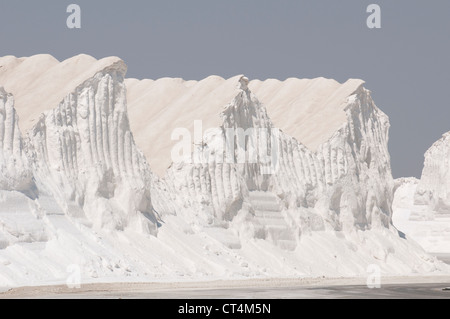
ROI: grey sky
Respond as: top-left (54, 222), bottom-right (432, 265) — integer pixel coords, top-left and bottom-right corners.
top-left (0, 0), bottom-right (449, 178)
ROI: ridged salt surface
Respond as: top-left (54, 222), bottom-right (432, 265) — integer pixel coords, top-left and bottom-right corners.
top-left (125, 76), bottom-right (363, 176)
top-left (0, 54), bottom-right (446, 287)
top-left (392, 131), bottom-right (450, 254)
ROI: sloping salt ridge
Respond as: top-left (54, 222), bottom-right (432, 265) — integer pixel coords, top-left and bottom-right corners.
top-left (0, 54), bottom-right (123, 133)
top-left (249, 77), bottom-right (364, 150)
top-left (125, 76), bottom-right (364, 176)
top-left (0, 54), bottom-right (364, 177)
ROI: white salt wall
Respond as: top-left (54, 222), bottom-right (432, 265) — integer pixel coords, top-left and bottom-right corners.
top-left (165, 77), bottom-right (393, 238)
top-left (392, 130), bottom-right (450, 254)
top-left (27, 61), bottom-right (158, 234)
top-left (0, 55), bottom-right (446, 287)
top-left (0, 88), bottom-right (33, 192)
top-left (394, 178), bottom-right (450, 254)
top-left (415, 132), bottom-right (450, 213)
top-left (412, 132), bottom-right (450, 253)
top-left (125, 76), bottom-right (364, 177)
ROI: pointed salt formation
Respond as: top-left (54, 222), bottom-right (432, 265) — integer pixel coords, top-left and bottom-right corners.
top-left (390, 132), bottom-right (450, 254)
top-left (0, 54), bottom-right (124, 133)
top-left (126, 75), bottom-right (394, 250)
top-left (0, 54), bottom-right (444, 286)
top-left (23, 59), bottom-right (158, 234)
top-left (415, 132), bottom-right (450, 212)
top-left (0, 87), bottom-right (34, 193)
top-left (0, 88), bottom-right (48, 251)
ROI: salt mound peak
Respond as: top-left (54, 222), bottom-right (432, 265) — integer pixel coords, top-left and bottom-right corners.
top-left (0, 54), bottom-right (123, 133)
top-left (238, 76), bottom-right (249, 90)
top-left (0, 87), bottom-right (34, 193)
top-left (126, 73), bottom-right (365, 176)
top-left (24, 56), bottom-right (158, 234)
top-left (0, 54), bottom-right (446, 286)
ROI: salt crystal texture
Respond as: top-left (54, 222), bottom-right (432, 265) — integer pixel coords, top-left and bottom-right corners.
top-left (392, 132), bottom-right (450, 254)
top-left (0, 54), bottom-right (446, 287)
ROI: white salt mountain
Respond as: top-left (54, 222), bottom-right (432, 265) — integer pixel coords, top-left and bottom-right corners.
top-left (125, 76), bottom-right (365, 177)
top-left (128, 75), bottom-right (394, 241)
top-left (393, 132), bottom-right (450, 254)
top-left (0, 54), bottom-right (445, 287)
top-left (0, 56), bottom-right (164, 285)
top-left (27, 60), bottom-right (158, 234)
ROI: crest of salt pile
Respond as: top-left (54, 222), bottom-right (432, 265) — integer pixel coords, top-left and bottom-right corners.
top-left (0, 54), bottom-right (445, 287)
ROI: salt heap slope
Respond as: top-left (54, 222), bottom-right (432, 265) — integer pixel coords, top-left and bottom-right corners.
top-left (128, 75), bottom-right (442, 273)
top-left (415, 132), bottom-right (450, 212)
top-left (127, 75), bottom-right (393, 234)
top-left (0, 88), bottom-right (33, 192)
top-left (0, 87), bottom-right (46, 253)
top-left (125, 76), bottom-right (363, 176)
top-left (0, 54), bottom-right (446, 287)
top-left (0, 55), bottom-right (166, 286)
top-left (0, 54), bottom-right (159, 234)
top-left (0, 55), bottom-right (124, 133)
top-left (393, 132), bottom-right (450, 254)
